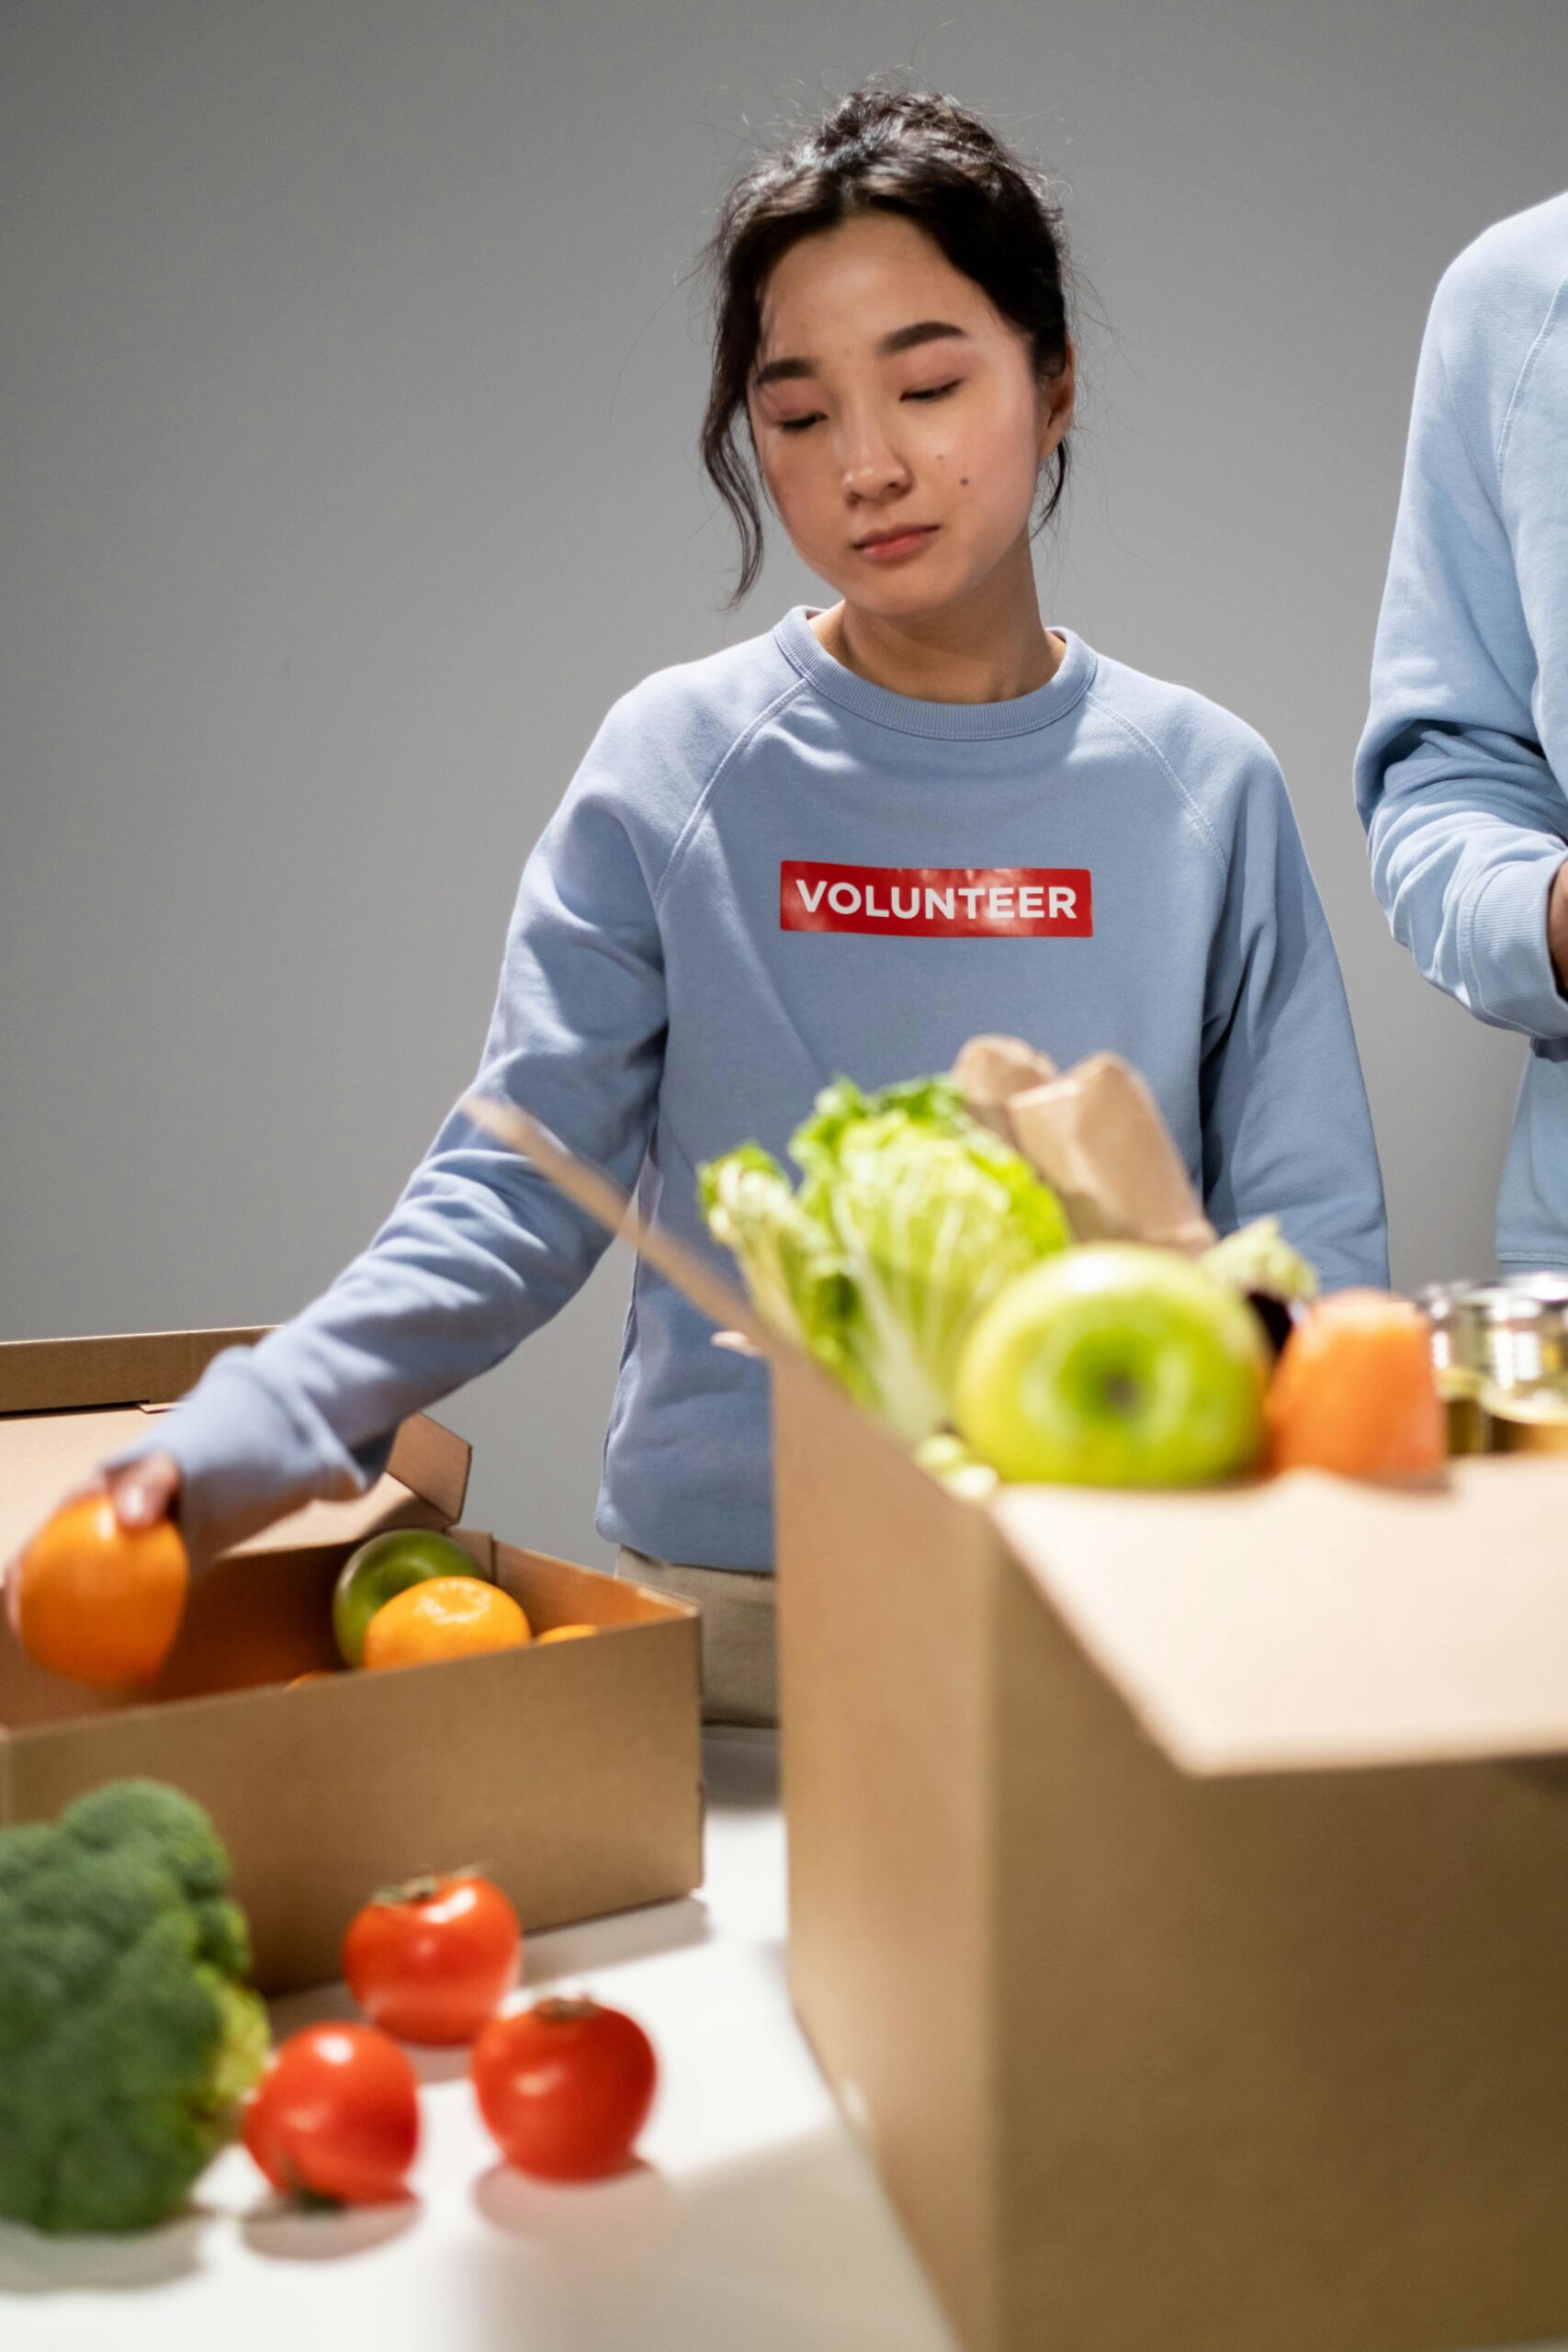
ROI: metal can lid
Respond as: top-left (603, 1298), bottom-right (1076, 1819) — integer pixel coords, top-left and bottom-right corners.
top-left (1415, 1280), bottom-right (1492, 1325)
top-left (1416, 1280), bottom-right (1522, 1330)
top-left (1494, 1270), bottom-right (1568, 1306)
top-left (1481, 1374), bottom-right (1568, 1413)
top-left (1416, 1280), bottom-right (1555, 1375)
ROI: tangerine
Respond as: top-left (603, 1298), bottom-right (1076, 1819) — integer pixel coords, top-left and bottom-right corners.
top-left (12, 1494), bottom-right (190, 1688)
top-left (1266, 1289), bottom-right (1445, 1478)
top-left (536, 1623), bottom-right (597, 1645)
top-left (362, 1576), bottom-right (531, 1670)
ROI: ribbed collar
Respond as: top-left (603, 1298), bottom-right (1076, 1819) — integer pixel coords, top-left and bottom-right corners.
top-left (773, 604), bottom-right (1095, 741)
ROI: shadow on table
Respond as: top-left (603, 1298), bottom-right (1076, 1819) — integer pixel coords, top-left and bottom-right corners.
top-left (462, 2122), bottom-right (958, 2352)
top-left (241, 2195), bottom-right (419, 2263)
top-left (473, 2154), bottom-right (671, 2252)
top-left (0, 2211), bottom-right (207, 2295)
top-left (702, 1726), bottom-right (781, 1811)
top-left (523, 1892), bottom-right (712, 1989)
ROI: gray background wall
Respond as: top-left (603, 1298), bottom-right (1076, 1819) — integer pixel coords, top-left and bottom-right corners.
top-left (4, 1), bottom-right (1565, 1566)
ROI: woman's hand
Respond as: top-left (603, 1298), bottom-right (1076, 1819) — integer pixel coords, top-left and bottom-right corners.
top-left (2, 1452), bottom-right (182, 1638)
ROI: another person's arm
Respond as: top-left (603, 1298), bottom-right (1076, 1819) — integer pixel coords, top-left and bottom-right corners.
top-left (1355, 238), bottom-right (1568, 1035)
top-left (1200, 742), bottom-right (1389, 1293)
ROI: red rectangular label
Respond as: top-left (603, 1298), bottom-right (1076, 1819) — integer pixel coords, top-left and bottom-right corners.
top-left (780, 861), bottom-right (1093, 939)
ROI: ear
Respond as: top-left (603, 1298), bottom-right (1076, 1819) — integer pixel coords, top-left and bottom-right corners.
top-left (1038, 337), bottom-right (1077, 456)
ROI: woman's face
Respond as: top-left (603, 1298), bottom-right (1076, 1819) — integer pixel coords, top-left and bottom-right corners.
top-left (746, 209), bottom-right (1073, 617)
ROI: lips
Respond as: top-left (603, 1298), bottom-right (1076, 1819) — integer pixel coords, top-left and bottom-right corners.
top-left (855, 525), bottom-right (937, 549)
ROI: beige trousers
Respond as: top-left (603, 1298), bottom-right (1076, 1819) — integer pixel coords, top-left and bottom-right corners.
top-left (613, 1547), bottom-right (778, 1728)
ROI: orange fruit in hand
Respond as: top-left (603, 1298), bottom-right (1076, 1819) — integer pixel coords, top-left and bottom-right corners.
top-left (11, 1494), bottom-right (190, 1688)
top-left (536, 1624), bottom-right (597, 1645)
top-left (362, 1577), bottom-right (531, 1670)
top-left (1266, 1289), bottom-right (1445, 1478)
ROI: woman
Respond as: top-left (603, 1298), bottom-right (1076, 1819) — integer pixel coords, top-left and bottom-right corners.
top-left (12, 85), bottom-right (1387, 1724)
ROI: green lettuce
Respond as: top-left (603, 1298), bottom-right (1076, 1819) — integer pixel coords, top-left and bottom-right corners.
top-left (913, 1431), bottom-right (1001, 1502)
top-left (1201, 1215), bottom-right (1318, 1304)
top-left (698, 1075), bottom-right (1071, 1443)
top-left (697, 1142), bottom-right (856, 1385)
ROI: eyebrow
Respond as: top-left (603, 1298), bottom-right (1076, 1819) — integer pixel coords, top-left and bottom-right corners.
top-left (753, 319), bottom-right (970, 392)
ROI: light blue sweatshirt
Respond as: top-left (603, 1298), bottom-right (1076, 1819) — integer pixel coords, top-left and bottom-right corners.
top-left (113, 607), bottom-right (1387, 1570)
top-left (1356, 191), bottom-right (1568, 1270)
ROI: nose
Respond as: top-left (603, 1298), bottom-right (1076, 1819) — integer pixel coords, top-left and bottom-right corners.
top-left (844, 456), bottom-right (908, 499)
top-left (837, 409), bottom-right (912, 503)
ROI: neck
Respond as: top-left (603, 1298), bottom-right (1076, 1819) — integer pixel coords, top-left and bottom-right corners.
top-left (810, 562), bottom-right (1063, 705)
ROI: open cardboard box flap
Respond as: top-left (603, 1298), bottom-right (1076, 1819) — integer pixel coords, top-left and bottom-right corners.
top-left (0, 1326), bottom-right (469, 1566)
top-left (462, 1091), bottom-right (1568, 1787)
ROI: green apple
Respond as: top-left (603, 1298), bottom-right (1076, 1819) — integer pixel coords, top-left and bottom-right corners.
top-left (952, 1243), bottom-right (1269, 1486)
top-left (333, 1529), bottom-right (490, 1667)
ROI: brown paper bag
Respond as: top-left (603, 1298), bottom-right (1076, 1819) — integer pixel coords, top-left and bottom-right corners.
top-left (949, 1035), bottom-right (1058, 1141)
top-left (950, 1035), bottom-right (1215, 1253)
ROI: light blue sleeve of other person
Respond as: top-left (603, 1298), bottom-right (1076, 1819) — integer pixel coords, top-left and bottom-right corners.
top-left (1355, 198), bottom-right (1568, 1041)
top-left (104, 695), bottom-right (671, 1566)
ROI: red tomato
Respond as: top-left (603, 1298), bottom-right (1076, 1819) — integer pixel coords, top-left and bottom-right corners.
top-left (343, 1862), bottom-right (522, 2051)
top-left (470, 1997), bottom-right (657, 2181)
top-left (343, 1871), bottom-right (522, 2045)
top-left (243, 2024), bottom-right (420, 2204)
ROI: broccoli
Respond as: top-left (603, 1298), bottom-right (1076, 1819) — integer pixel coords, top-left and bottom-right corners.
top-left (0, 1779), bottom-right (269, 2233)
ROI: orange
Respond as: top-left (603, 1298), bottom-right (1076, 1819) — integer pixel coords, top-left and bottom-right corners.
top-left (1266, 1289), bottom-right (1445, 1478)
top-left (362, 1576), bottom-right (531, 1670)
top-left (536, 1623), bottom-right (597, 1645)
top-left (12, 1494), bottom-right (189, 1689)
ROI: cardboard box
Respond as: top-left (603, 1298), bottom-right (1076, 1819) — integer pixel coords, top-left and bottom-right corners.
top-left (777, 1376), bottom-right (1568, 2352)
top-left (0, 1327), bottom-right (703, 1993)
top-left (468, 1092), bottom-right (1568, 2352)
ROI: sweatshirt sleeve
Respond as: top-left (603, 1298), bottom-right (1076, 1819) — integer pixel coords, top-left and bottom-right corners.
top-left (1354, 251), bottom-right (1568, 1040)
top-left (105, 703), bottom-right (670, 1566)
top-left (1200, 746), bottom-right (1389, 1293)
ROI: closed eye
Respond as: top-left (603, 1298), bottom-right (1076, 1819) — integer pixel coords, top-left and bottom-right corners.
top-left (775, 380), bottom-right (964, 434)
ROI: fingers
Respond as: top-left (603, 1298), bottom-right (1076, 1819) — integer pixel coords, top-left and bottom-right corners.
top-left (107, 1453), bottom-right (182, 1529)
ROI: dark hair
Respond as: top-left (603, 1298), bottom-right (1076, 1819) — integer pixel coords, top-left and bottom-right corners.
top-left (694, 84), bottom-right (1076, 609)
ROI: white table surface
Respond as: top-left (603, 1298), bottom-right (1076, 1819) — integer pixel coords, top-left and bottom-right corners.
top-left (0, 1729), bottom-right (960, 2352)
